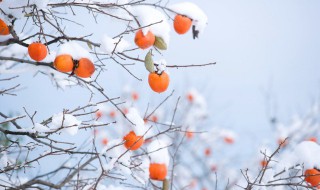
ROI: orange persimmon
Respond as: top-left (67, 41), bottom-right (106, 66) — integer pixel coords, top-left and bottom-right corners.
top-left (0, 19), bottom-right (9, 35)
top-left (28, 42), bottom-right (47, 62)
top-left (305, 168), bottom-right (320, 188)
top-left (134, 29), bottom-right (155, 49)
top-left (173, 14), bottom-right (192, 35)
top-left (148, 71), bottom-right (170, 93)
top-left (54, 54), bottom-right (74, 73)
top-left (74, 58), bottom-right (95, 78)
top-left (123, 131), bottom-right (144, 150)
top-left (149, 163), bottom-right (167, 181)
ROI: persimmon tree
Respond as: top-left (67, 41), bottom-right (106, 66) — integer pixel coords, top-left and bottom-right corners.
top-left (1, 1), bottom-right (320, 190)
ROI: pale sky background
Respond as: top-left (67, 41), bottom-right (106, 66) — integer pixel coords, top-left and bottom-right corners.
top-left (1, 0), bottom-right (320, 170)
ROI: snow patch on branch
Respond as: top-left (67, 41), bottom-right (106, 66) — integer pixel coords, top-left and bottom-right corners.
top-left (100, 34), bottom-right (130, 54)
top-left (51, 112), bottom-right (81, 135)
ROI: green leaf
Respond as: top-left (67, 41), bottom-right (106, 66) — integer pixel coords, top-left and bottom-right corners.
top-left (144, 50), bottom-right (155, 73)
top-left (154, 36), bottom-right (167, 50)
top-left (86, 42), bottom-right (93, 50)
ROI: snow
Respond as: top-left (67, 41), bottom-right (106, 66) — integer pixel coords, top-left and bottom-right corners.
top-left (132, 6), bottom-right (171, 45)
top-left (155, 59), bottom-right (167, 74)
top-left (0, 152), bottom-right (9, 168)
top-left (101, 139), bottom-right (132, 174)
top-left (56, 41), bottom-right (92, 61)
top-left (0, 0), bottom-right (25, 20)
top-left (147, 140), bottom-right (170, 166)
top-left (126, 107), bottom-right (147, 136)
top-left (29, 0), bottom-right (49, 10)
top-left (100, 34), bottom-right (130, 55)
top-left (281, 141), bottom-right (320, 170)
top-left (169, 2), bottom-right (208, 35)
top-left (51, 112), bottom-right (81, 136)
top-left (34, 123), bottom-right (50, 133)
top-left (133, 157), bottom-right (150, 185)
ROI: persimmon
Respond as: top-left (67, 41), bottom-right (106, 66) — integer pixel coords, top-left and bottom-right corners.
top-left (95, 110), bottom-right (103, 119)
top-left (53, 54), bottom-right (73, 73)
top-left (187, 93), bottom-right (194, 102)
top-left (278, 138), bottom-right (288, 147)
top-left (224, 137), bottom-right (234, 144)
top-left (308, 137), bottom-right (317, 143)
top-left (149, 163), bottom-right (167, 181)
top-left (0, 19), bottom-right (9, 35)
top-left (210, 165), bottom-right (217, 172)
top-left (204, 148), bottom-right (211, 156)
top-left (109, 110), bottom-right (116, 118)
top-left (148, 72), bottom-right (170, 93)
top-left (28, 42), bottom-right (47, 62)
top-left (305, 168), bottom-right (320, 188)
top-left (123, 131), bottom-right (144, 150)
top-left (151, 115), bottom-right (158, 123)
top-left (74, 58), bottom-right (95, 78)
top-left (123, 108), bottom-right (129, 115)
top-left (173, 14), bottom-right (192, 35)
top-left (131, 92), bottom-right (139, 101)
top-left (260, 160), bottom-right (267, 167)
top-left (186, 131), bottom-right (194, 139)
top-left (101, 137), bottom-right (108, 145)
top-left (134, 29), bottom-right (155, 49)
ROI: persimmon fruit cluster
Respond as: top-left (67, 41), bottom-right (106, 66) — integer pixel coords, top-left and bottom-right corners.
top-left (53, 55), bottom-right (95, 78)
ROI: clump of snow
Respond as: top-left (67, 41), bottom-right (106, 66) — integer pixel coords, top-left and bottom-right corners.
top-left (169, 2), bottom-right (208, 35)
top-left (51, 112), bottom-right (81, 136)
top-left (29, 0), bottom-right (49, 10)
top-left (281, 141), bottom-right (320, 170)
top-left (0, 0), bottom-right (25, 20)
top-left (155, 59), bottom-right (167, 74)
top-left (100, 34), bottom-right (130, 55)
top-left (101, 139), bottom-right (132, 174)
top-left (34, 123), bottom-right (50, 133)
top-left (147, 140), bottom-right (170, 166)
top-left (126, 107), bottom-right (147, 136)
top-left (132, 157), bottom-right (150, 185)
top-left (132, 6), bottom-right (171, 45)
top-left (56, 41), bottom-right (92, 61)
top-left (0, 152), bottom-right (9, 168)
top-left (104, 185), bottom-right (131, 190)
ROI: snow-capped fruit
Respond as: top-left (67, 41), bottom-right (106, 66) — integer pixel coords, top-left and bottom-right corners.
top-left (0, 19), bottom-right (9, 35)
top-left (54, 54), bottom-right (74, 73)
top-left (134, 29), bottom-right (155, 49)
top-left (144, 51), bottom-right (155, 73)
top-left (149, 163), bottom-right (167, 181)
top-left (28, 42), bottom-right (48, 62)
top-left (123, 131), bottom-right (144, 150)
top-left (148, 72), bottom-right (170, 93)
top-left (305, 169), bottom-right (320, 188)
top-left (174, 14), bottom-right (192, 35)
top-left (154, 36), bottom-right (167, 50)
top-left (74, 58), bottom-right (95, 78)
